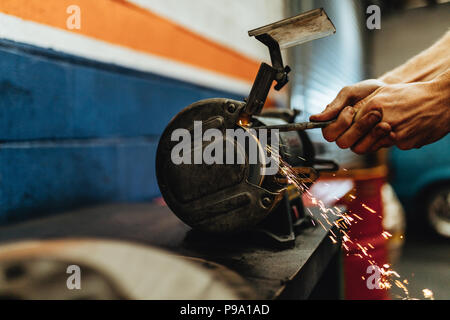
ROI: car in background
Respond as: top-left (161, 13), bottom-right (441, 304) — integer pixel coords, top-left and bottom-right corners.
top-left (389, 135), bottom-right (450, 238)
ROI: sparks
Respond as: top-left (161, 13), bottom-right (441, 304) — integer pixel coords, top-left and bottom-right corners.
top-left (361, 203), bottom-right (377, 214)
top-left (422, 289), bottom-right (434, 300)
top-left (256, 134), bottom-right (424, 300)
top-left (329, 236), bottom-right (338, 244)
top-left (382, 231), bottom-right (393, 239)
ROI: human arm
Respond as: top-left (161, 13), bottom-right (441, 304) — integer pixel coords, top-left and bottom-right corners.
top-left (310, 31), bottom-right (450, 153)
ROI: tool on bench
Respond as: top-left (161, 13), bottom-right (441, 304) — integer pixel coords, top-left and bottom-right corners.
top-left (156, 9), bottom-right (338, 248)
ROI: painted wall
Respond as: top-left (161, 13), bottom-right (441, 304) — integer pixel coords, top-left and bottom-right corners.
top-left (0, 0), bottom-right (287, 223)
top-left (130, 0), bottom-right (287, 61)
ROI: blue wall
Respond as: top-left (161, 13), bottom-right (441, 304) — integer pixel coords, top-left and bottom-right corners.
top-left (0, 39), bottom-right (243, 224)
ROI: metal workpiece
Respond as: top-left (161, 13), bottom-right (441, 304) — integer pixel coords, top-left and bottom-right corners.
top-left (251, 120), bottom-right (336, 132)
top-left (243, 33), bottom-right (290, 116)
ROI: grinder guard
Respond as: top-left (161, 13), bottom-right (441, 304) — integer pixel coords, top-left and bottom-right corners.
top-left (156, 99), bottom-right (283, 234)
top-left (156, 99), bottom-right (337, 241)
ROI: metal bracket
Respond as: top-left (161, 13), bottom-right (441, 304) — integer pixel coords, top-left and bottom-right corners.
top-left (243, 8), bottom-right (336, 117)
top-left (243, 34), bottom-right (291, 117)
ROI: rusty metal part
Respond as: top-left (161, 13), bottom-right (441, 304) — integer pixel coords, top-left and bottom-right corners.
top-left (275, 167), bottom-right (319, 185)
top-left (251, 120), bottom-right (336, 132)
top-left (243, 8), bottom-right (335, 117)
top-left (243, 62), bottom-right (281, 116)
top-left (248, 8), bottom-right (336, 49)
top-left (243, 35), bottom-right (291, 116)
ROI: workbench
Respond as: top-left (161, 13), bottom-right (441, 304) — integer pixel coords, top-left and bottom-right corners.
top-left (0, 203), bottom-right (342, 299)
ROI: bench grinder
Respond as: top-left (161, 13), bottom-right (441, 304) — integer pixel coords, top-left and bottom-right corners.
top-left (156, 9), bottom-right (338, 247)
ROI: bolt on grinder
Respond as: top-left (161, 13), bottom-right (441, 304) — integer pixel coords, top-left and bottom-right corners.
top-left (156, 9), bottom-right (339, 248)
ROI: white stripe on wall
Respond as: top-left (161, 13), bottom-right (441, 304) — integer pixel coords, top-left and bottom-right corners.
top-left (129, 0), bottom-right (286, 61)
top-left (0, 13), bottom-right (287, 105)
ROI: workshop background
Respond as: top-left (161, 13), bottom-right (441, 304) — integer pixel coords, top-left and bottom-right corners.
top-left (0, 0), bottom-right (448, 300)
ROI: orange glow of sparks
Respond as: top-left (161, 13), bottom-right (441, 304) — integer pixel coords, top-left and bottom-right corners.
top-left (361, 203), bottom-right (377, 214)
top-left (422, 289), bottom-right (434, 300)
top-left (382, 231), bottom-right (393, 239)
top-left (258, 137), bottom-right (427, 300)
top-left (237, 113), bottom-right (251, 127)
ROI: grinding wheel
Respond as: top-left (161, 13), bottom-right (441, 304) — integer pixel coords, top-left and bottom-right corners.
top-left (156, 98), bottom-right (283, 233)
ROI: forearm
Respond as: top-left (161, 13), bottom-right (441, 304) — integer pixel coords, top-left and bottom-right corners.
top-left (430, 68), bottom-right (450, 132)
top-left (379, 30), bottom-right (450, 84)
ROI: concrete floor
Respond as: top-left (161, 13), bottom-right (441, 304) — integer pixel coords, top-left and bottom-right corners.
top-left (393, 236), bottom-right (450, 300)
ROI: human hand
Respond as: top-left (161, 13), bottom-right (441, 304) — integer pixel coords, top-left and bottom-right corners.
top-left (310, 79), bottom-right (394, 154)
top-left (311, 72), bottom-right (450, 153)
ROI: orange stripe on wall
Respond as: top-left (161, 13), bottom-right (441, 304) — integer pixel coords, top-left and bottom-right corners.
top-left (0, 0), bottom-right (260, 83)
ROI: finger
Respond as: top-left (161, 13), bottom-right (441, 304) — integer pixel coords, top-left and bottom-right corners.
top-left (310, 87), bottom-right (353, 122)
top-left (351, 122), bottom-right (391, 154)
top-left (335, 111), bottom-right (382, 149)
top-left (369, 133), bottom-right (396, 153)
top-left (353, 90), bottom-right (383, 123)
top-left (322, 106), bottom-right (356, 142)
